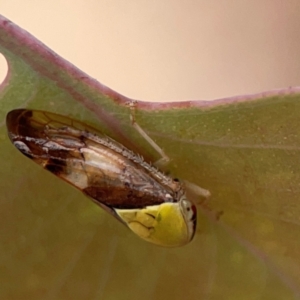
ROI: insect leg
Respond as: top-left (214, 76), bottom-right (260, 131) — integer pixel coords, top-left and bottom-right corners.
top-left (183, 180), bottom-right (211, 201)
top-left (126, 101), bottom-right (212, 202)
top-left (127, 101), bottom-right (170, 166)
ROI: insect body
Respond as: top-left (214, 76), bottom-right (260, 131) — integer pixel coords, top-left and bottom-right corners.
top-left (6, 109), bottom-right (197, 247)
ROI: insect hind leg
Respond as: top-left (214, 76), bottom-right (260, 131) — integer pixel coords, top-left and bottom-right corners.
top-left (126, 101), bottom-right (212, 203)
top-left (127, 100), bottom-right (170, 167)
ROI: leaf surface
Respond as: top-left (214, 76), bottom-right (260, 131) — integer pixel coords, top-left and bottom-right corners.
top-left (1, 15), bottom-right (300, 300)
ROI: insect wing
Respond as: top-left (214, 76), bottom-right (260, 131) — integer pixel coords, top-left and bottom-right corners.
top-left (6, 110), bottom-right (174, 209)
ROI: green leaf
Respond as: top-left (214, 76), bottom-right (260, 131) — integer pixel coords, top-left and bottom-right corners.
top-left (1, 15), bottom-right (300, 300)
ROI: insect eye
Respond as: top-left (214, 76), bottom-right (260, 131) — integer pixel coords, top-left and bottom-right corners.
top-left (180, 197), bottom-right (196, 221)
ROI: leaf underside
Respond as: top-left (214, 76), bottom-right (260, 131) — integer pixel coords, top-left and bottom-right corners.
top-left (1, 15), bottom-right (300, 300)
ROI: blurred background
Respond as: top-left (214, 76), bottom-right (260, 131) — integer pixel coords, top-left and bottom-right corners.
top-left (1, 0), bottom-right (300, 102)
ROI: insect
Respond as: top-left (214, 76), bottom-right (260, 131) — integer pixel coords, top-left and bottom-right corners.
top-left (6, 109), bottom-right (206, 247)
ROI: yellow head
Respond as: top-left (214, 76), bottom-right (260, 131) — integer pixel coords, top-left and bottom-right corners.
top-left (115, 195), bottom-right (197, 247)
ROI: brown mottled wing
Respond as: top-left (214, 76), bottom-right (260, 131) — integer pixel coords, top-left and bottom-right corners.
top-left (6, 109), bottom-right (171, 211)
